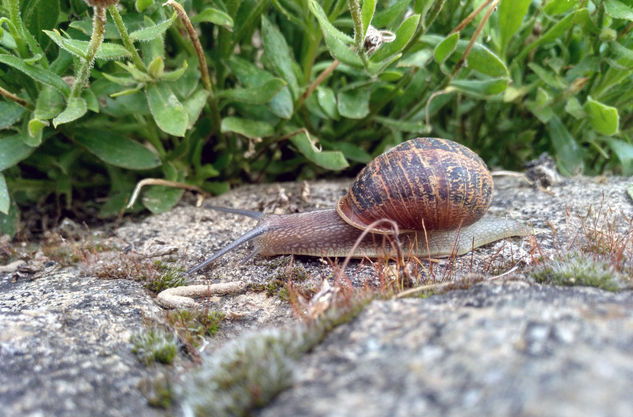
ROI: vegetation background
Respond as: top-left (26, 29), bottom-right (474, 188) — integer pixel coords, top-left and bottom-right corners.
top-left (1, 0), bottom-right (632, 238)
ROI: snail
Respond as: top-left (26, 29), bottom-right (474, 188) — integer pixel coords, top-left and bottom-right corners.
top-left (188, 137), bottom-right (527, 274)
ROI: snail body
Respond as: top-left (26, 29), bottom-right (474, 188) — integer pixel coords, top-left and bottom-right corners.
top-left (189, 138), bottom-right (526, 274)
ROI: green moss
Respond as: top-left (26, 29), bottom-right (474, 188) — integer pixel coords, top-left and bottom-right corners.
top-left (145, 262), bottom-right (186, 293)
top-left (530, 253), bottom-right (622, 291)
top-left (166, 310), bottom-right (225, 348)
top-left (131, 327), bottom-right (178, 365)
top-left (179, 298), bottom-right (369, 417)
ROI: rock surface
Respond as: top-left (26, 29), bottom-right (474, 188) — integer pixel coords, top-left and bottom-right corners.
top-left (1, 174), bottom-right (631, 416)
top-left (259, 280), bottom-right (633, 417)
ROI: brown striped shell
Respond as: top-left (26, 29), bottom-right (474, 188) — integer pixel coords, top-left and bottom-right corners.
top-left (336, 138), bottom-right (494, 234)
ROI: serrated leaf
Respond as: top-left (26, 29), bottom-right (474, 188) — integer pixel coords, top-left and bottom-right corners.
top-left (0, 134), bottom-right (35, 170)
top-left (498, 0), bottom-right (531, 56)
top-left (217, 78), bottom-right (286, 105)
top-left (221, 117), bottom-right (274, 138)
top-left (371, 14), bottom-right (420, 62)
top-left (0, 54), bottom-right (70, 96)
top-left (585, 96), bottom-right (619, 135)
top-left (129, 12), bottom-right (177, 41)
top-left (434, 32), bottom-right (459, 64)
top-left (44, 30), bottom-right (131, 60)
top-left (289, 132), bottom-right (348, 170)
top-left (0, 101), bottom-right (25, 129)
top-left (0, 172), bottom-right (9, 214)
top-left (605, 0), bottom-right (633, 20)
top-left (261, 16), bottom-right (300, 98)
top-left (547, 116), bottom-right (584, 175)
top-left (337, 88), bottom-right (371, 119)
top-left (73, 129), bottom-right (161, 170)
top-left (191, 7), bottom-right (234, 29)
top-left (53, 97), bottom-right (87, 127)
top-left (145, 83), bottom-right (188, 136)
top-left (142, 185), bottom-right (184, 214)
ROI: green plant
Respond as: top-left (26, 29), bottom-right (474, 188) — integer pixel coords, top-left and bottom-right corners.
top-left (165, 308), bottom-right (225, 348)
top-left (131, 325), bottom-right (179, 365)
top-left (2, 0), bottom-right (633, 237)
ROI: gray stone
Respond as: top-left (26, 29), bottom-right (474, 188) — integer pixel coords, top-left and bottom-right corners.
top-left (259, 280), bottom-right (633, 417)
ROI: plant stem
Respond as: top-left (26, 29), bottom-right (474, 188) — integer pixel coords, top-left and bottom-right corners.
top-left (165, 0), bottom-right (221, 135)
top-left (296, 59), bottom-right (340, 111)
top-left (347, 0), bottom-right (368, 67)
top-left (108, 5), bottom-right (146, 71)
top-left (0, 84), bottom-right (29, 107)
top-left (70, 6), bottom-right (106, 98)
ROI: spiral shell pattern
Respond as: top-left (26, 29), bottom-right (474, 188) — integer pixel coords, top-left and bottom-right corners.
top-left (336, 137), bottom-right (494, 233)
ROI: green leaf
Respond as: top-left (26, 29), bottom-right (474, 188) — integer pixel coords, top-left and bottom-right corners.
top-left (289, 132), bottom-right (349, 170)
top-left (0, 196), bottom-right (19, 238)
top-left (584, 96), bottom-right (619, 135)
top-left (516, 9), bottom-right (582, 61)
top-left (0, 134), bottom-right (35, 170)
top-left (0, 54), bottom-right (70, 96)
top-left (498, 0), bottom-right (531, 56)
top-left (191, 7), bottom-right (234, 29)
top-left (361, 0), bottom-right (377, 37)
top-left (322, 34), bottom-right (363, 67)
top-left (269, 87), bottom-right (293, 119)
top-left (448, 78), bottom-right (508, 97)
top-left (308, 0), bottom-right (354, 44)
top-left (261, 16), bottom-right (300, 98)
top-left (434, 32), bottom-right (459, 64)
top-left (544, 0), bottom-right (577, 15)
top-left (34, 86), bottom-right (65, 120)
top-left (148, 55), bottom-right (164, 79)
top-left (607, 139), bottom-right (633, 175)
top-left (27, 118), bottom-right (47, 145)
top-left (44, 30), bottom-right (131, 60)
top-left (372, 0), bottom-right (410, 28)
top-left (160, 60), bottom-right (189, 82)
top-left (455, 41), bottom-right (508, 77)
top-left (73, 129), bottom-right (161, 170)
top-left (217, 78), bottom-right (287, 105)
top-left (145, 83), bottom-right (188, 136)
top-left (371, 14), bottom-right (420, 62)
top-left (129, 12), bottom-right (177, 41)
top-left (21, 0), bottom-right (60, 45)
top-left (0, 101), bottom-right (25, 129)
top-left (0, 172), bottom-right (9, 215)
top-left (565, 97), bottom-right (585, 119)
top-left (337, 88), bottom-right (371, 119)
top-left (547, 116), bottom-right (584, 175)
top-left (528, 63), bottom-right (567, 89)
top-left (317, 86), bottom-right (339, 119)
top-left (374, 116), bottom-right (427, 133)
top-left (605, 0), bottom-right (633, 20)
top-left (136, 0), bottom-right (154, 12)
top-left (182, 88), bottom-right (209, 129)
top-left (53, 97), bottom-right (87, 127)
top-left (221, 117), bottom-right (274, 138)
top-left (142, 185), bottom-right (184, 214)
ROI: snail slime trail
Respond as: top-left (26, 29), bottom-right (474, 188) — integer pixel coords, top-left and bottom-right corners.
top-left (188, 138), bottom-right (528, 274)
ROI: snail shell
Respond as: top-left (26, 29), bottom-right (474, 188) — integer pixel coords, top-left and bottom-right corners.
top-left (337, 138), bottom-right (494, 233)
